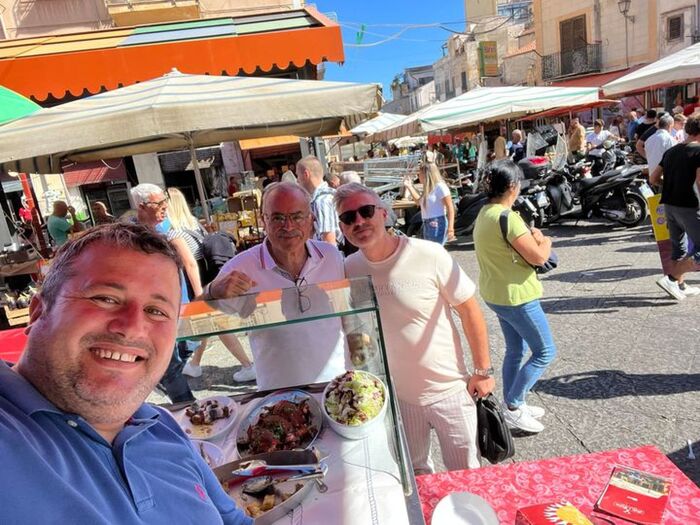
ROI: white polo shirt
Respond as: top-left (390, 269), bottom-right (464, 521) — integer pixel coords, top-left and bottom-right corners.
top-left (645, 129), bottom-right (675, 173)
top-left (218, 239), bottom-right (348, 391)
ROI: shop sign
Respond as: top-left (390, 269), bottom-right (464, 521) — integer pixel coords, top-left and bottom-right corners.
top-left (479, 41), bottom-right (499, 77)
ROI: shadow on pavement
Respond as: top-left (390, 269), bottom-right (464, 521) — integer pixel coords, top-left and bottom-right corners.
top-left (536, 370), bottom-right (700, 399)
top-left (666, 440), bottom-right (699, 486)
top-left (541, 294), bottom-right (676, 314)
top-left (545, 266), bottom-right (659, 284)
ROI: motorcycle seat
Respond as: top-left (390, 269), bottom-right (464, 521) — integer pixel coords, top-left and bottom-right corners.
top-left (460, 193), bottom-right (487, 206)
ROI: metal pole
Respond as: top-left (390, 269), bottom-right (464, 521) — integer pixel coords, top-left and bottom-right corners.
top-left (186, 133), bottom-right (211, 222)
top-left (624, 17), bottom-right (630, 68)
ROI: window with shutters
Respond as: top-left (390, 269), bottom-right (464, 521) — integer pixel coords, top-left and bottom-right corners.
top-left (668, 15), bottom-right (683, 41)
top-left (559, 15), bottom-right (587, 76)
top-left (461, 71), bottom-right (467, 91)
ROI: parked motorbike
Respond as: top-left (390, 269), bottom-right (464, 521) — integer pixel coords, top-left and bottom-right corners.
top-left (587, 140), bottom-right (629, 177)
top-left (542, 164), bottom-right (649, 227)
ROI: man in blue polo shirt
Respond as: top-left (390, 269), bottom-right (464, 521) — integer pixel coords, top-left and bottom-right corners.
top-left (0, 223), bottom-right (250, 525)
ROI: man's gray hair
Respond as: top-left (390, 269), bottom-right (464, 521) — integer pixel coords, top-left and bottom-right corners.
top-left (658, 114), bottom-right (674, 130)
top-left (334, 182), bottom-right (383, 210)
top-left (339, 171), bottom-right (362, 185)
top-left (296, 155), bottom-right (324, 180)
top-left (261, 181), bottom-right (311, 215)
top-left (131, 183), bottom-right (164, 206)
top-left (41, 223), bottom-right (182, 310)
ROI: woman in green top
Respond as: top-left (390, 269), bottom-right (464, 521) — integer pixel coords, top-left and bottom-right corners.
top-left (473, 160), bottom-right (557, 434)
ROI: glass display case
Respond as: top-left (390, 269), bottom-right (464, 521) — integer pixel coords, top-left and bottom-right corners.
top-left (175, 276), bottom-right (425, 524)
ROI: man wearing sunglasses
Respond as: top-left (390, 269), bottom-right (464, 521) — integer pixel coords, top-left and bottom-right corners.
top-left (336, 183), bottom-right (496, 474)
top-left (205, 182), bottom-right (349, 391)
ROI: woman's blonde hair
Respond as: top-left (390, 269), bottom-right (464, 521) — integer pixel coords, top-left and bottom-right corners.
top-left (166, 187), bottom-right (200, 230)
top-left (418, 162), bottom-right (445, 204)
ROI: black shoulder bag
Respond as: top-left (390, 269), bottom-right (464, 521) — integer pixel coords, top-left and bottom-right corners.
top-left (498, 210), bottom-right (558, 274)
top-left (476, 393), bottom-right (515, 464)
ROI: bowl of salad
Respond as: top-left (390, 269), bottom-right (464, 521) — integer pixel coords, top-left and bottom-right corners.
top-left (322, 370), bottom-right (387, 440)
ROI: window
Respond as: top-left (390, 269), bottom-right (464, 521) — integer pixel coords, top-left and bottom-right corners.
top-left (461, 71), bottom-right (467, 91)
top-left (560, 15), bottom-right (587, 53)
top-left (668, 15), bottom-right (683, 41)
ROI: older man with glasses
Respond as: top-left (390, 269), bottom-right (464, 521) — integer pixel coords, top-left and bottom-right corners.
top-left (204, 182), bottom-right (349, 391)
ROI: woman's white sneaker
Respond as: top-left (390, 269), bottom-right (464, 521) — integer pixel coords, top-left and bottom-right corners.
top-left (504, 406), bottom-right (544, 433)
top-left (233, 364), bottom-right (256, 382)
top-left (522, 402), bottom-right (545, 419)
top-left (182, 362), bottom-right (202, 378)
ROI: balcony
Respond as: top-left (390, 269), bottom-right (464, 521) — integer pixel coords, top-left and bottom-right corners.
top-left (105, 0), bottom-right (200, 27)
top-left (542, 43), bottom-right (601, 81)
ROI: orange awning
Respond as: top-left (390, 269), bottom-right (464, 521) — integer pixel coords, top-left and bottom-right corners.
top-left (239, 135), bottom-right (300, 150)
top-left (0, 7), bottom-right (343, 103)
top-left (550, 67), bottom-right (642, 89)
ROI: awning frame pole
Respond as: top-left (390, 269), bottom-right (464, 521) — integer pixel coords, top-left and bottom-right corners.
top-left (186, 132), bottom-right (211, 223)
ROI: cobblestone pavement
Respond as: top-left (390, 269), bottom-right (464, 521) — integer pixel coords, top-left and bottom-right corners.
top-left (149, 218), bottom-right (700, 485)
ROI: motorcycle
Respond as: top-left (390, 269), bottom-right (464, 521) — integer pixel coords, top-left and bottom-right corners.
top-left (542, 164), bottom-right (649, 227)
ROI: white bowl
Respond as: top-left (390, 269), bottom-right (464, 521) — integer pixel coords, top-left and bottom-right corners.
top-left (322, 370), bottom-right (388, 440)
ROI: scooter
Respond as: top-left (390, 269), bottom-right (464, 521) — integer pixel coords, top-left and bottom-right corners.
top-left (543, 164), bottom-right (648, 227)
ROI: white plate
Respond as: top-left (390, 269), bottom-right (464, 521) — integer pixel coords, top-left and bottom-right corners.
top-left (178, 396), bottom-right (238, 441)
top-left (191, 440), bottom-right (225, 468)
top-left (431, 492), bottom-right (498, 525)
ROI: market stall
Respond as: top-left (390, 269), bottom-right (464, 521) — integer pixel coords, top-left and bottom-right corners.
top-left (602, 42), bottom-right (700, 97)
top-left (170, 276), bottom-right (424, 524)
top-left (0, 70), bottom-right (382, 221)
top-left (366, 86), bottom-right (601, 142)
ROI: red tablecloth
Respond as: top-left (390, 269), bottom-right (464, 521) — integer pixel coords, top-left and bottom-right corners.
top-left (417, 445), bottom-right (700, 524)
top-left (0, 327), bottom-right (27, 364)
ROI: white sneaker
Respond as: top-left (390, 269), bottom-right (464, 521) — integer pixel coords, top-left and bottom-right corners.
top-left (503, 406), bottom-right (544, 433)
top-left (522, 402), bottom-right (545, 419)
top-left (233, 364), bottom-right (256, 382)
top-left (680, 284), bottom-right (700, 297)
top-left (182, 362), bottom-right (202, 378)
top-left (656, 276), bottom-right (686, 300)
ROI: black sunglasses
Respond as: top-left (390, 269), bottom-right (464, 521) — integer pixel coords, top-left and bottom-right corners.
top-left (338, 204), bottom-right (377, 226)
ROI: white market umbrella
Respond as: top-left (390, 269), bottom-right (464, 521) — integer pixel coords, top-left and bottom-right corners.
top-left (0, 69), bottom-right (381, 219)
top-left (368, 86), bottom-right (599, 141)
top-left (603, 43), bottom-right (700, 96)
top-left (364, 102), bottom-right (440, 143)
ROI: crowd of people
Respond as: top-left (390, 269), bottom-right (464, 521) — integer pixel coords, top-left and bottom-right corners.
top-left (3, 99), bottom-right (699, 520)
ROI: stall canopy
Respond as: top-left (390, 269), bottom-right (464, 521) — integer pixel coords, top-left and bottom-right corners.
top-left (365, 103), bottom-right (441, 143)
top-left (367, 86), bottom-right (599, 141)
top-left (518, 100), bottom-right (620, 121)
top-left (603, 42), bottom-right (700, 97)
top-left (350, 112), bottom-right (404, 137)
top-left (0, 7), bottom-right (343, 104)
top-left (0, 86), bottom-right (40, 124)
top-left (0, 70), bottom-right (381, 219)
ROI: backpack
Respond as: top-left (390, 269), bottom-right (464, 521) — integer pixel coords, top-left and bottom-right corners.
top-left (199, 231), bottom-right (237, 284)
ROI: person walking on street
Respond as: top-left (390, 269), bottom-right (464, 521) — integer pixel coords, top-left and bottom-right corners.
top-left (403, 162), bottom-right (456, 244)
top-left (650, 115), bottom-right (700, 300)
top-left (644, 114), bottom-right (676, 174)
top-left (567, 117), bottom-right (586, 161)
top-left (473, 160), bottom-right (557, 434)
top-left (297, 155), bottom-right (341, 245)
top-left (336, 183), bottom-right (495, 474)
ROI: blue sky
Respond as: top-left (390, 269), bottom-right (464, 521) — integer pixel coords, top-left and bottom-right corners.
top-left (315, 1), bottom-right (467, 98)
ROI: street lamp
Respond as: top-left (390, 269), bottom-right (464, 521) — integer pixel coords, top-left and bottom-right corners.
top-left (618, 0), bottom-right (635, 68)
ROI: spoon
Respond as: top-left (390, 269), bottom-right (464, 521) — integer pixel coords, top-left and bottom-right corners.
top-left (241, 471), bottom-right (326, 495)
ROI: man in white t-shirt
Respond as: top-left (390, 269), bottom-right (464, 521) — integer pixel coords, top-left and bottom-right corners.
top-left (585, 119), bottom-right (615, 150)
top-left (644, 114), bottom-right (675, 173)
top-left (335, 183), bottom-right (496, 474)
top-left (205, 182), bottom-right (349, 391)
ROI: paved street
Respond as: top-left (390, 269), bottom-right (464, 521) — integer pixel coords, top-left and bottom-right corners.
top-left (149, 217), bottom-right (699, 485)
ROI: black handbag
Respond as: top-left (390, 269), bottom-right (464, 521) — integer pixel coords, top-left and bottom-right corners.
top-left (498, 210), bottom-right (558, 274)
top-left (476, 393), bottom-right (515, 464)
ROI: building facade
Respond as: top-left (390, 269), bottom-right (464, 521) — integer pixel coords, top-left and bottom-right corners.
top-left (0, 0), bottom-right (304, 38)
top-left (384, 65), bottom-right (436, 114)
top-left (533, 0), bottom-right (698, 84)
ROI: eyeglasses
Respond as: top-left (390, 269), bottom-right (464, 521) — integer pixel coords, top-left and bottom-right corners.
top-left (265, 212), bottom-right (309, 226)
top-left (295, 277), bottom-right (310, 313)
top-left (144, 197), bottom-right (168, 209)
top-left (338, 204), bottom-right (376, 226)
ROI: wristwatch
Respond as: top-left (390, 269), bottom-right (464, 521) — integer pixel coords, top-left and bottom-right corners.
top-left (473, 367), bottom-right (495, 377)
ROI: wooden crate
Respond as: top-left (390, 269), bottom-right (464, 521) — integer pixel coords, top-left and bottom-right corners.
top-left (3, 305), bottom-right (29, 326)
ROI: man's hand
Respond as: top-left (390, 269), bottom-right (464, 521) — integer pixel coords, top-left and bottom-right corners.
top-left (208, 270), bottom-right (256, 300)
top-left (67, 206), bottom-right (76, 215)
top-left (467, 374), bottom-right (495, 398)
